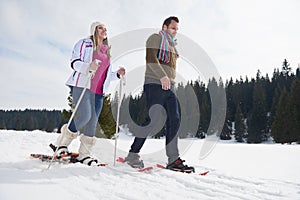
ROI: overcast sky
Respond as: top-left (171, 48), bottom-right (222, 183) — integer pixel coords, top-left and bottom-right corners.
top-left (0, 0), bottom-right (299, 110)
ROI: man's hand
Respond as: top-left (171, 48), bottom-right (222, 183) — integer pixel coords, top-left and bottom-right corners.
top-left (160, 76), bottom-right (170, 90)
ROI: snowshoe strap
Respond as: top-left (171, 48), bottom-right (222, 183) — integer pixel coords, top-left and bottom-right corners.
top-left (79, 156), bottom-right (98, 166)
top-left (49, 143), bottom-right (68, 152)
top-left (49, 143), bottom-right (57, 151)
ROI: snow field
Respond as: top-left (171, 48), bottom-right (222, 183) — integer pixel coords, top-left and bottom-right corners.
top-left (0, 130), bottom-right (299, 200)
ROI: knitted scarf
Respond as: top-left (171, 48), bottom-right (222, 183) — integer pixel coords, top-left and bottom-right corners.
top-left (157, 30), bottom-right (178, 63)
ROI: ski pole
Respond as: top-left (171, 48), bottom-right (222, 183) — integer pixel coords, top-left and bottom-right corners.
top-left (46, 69), bottom-right (96, 170)
top-left (113, 75), bottom-right (125, 166)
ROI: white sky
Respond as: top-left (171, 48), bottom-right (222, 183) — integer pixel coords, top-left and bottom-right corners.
top-left (0, 0), bottom-right (299, 110)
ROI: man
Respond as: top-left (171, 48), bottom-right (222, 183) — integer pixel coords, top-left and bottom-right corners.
top-left (125, 16), bottom-right (194, 173)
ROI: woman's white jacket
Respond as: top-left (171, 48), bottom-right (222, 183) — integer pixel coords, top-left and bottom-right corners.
top-left (66, 38), bottom-right (119, 94)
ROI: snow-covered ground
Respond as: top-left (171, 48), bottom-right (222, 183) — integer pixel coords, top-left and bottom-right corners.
top-left (0, 130), bottom-right (299, 200)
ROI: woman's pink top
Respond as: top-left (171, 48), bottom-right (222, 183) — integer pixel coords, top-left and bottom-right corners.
top-left (90, 44), bottom-right (110, 94)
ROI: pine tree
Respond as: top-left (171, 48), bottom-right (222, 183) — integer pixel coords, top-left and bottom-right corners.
top-left (45, 118), bottom-right (55, 132)
top-left (220, 113), bottom-right (232, 140)
top-left (282, 59), bottom-right (291, 78)
top-left (0, 119), bottom-right (6, 129)
top-left (247, 72), bottom-right (268, 143)
top-left (207, 77), bottom-right (226, 136)
top-left (271, 88), bottom-right (292, 143)
top-left (269, 85), bottom-right (281, 127)
top-left (226, 78), bottom-right (236, 121)
top-left (61, 94), bottom-right (73, 123)
top-left (296, 66), bottom-right (300, 78)
top-left (199, 89), bottom-right (211, 135)
top-left (98, 95), bottom-right (116, 139)
top-left (14, 113), bottom-right (23, 130)
top-left (265, 74), bottom-right (272, 107)
top-left (289, 78), bottom-right (300, 143)
top-left (26, 116), bottom-right (36, 131)
top-left (234, 104), bottom-right (245, 142)
top-left (241, 77), bottom-right (254, 117)
top-left (192, 80), bottom-right (207, 138)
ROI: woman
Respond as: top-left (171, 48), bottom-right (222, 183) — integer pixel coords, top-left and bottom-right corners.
top-left (54, 21), bottom-right (125, 166)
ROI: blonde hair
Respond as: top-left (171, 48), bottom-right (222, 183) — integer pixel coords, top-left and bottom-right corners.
top-left (90, 27), bottom-right (111, 58)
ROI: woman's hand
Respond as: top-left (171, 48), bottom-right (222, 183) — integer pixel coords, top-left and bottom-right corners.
top-left (89, 59), bottom-right (101, 72)
top-left (117, 67), bottom-right (126, 76)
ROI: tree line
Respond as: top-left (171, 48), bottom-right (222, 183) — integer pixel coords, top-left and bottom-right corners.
top-left (1, 59), bottom-right (299, 144)
top-left (0, 96), bottom-right (116, 139)
top-left (0, 109), bottom-right (63, 132)
top-left (119, 59), bottom-right (300, 144)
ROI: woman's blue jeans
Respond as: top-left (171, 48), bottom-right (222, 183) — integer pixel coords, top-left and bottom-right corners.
top-left (68, 87), bottom-right (103, 137)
